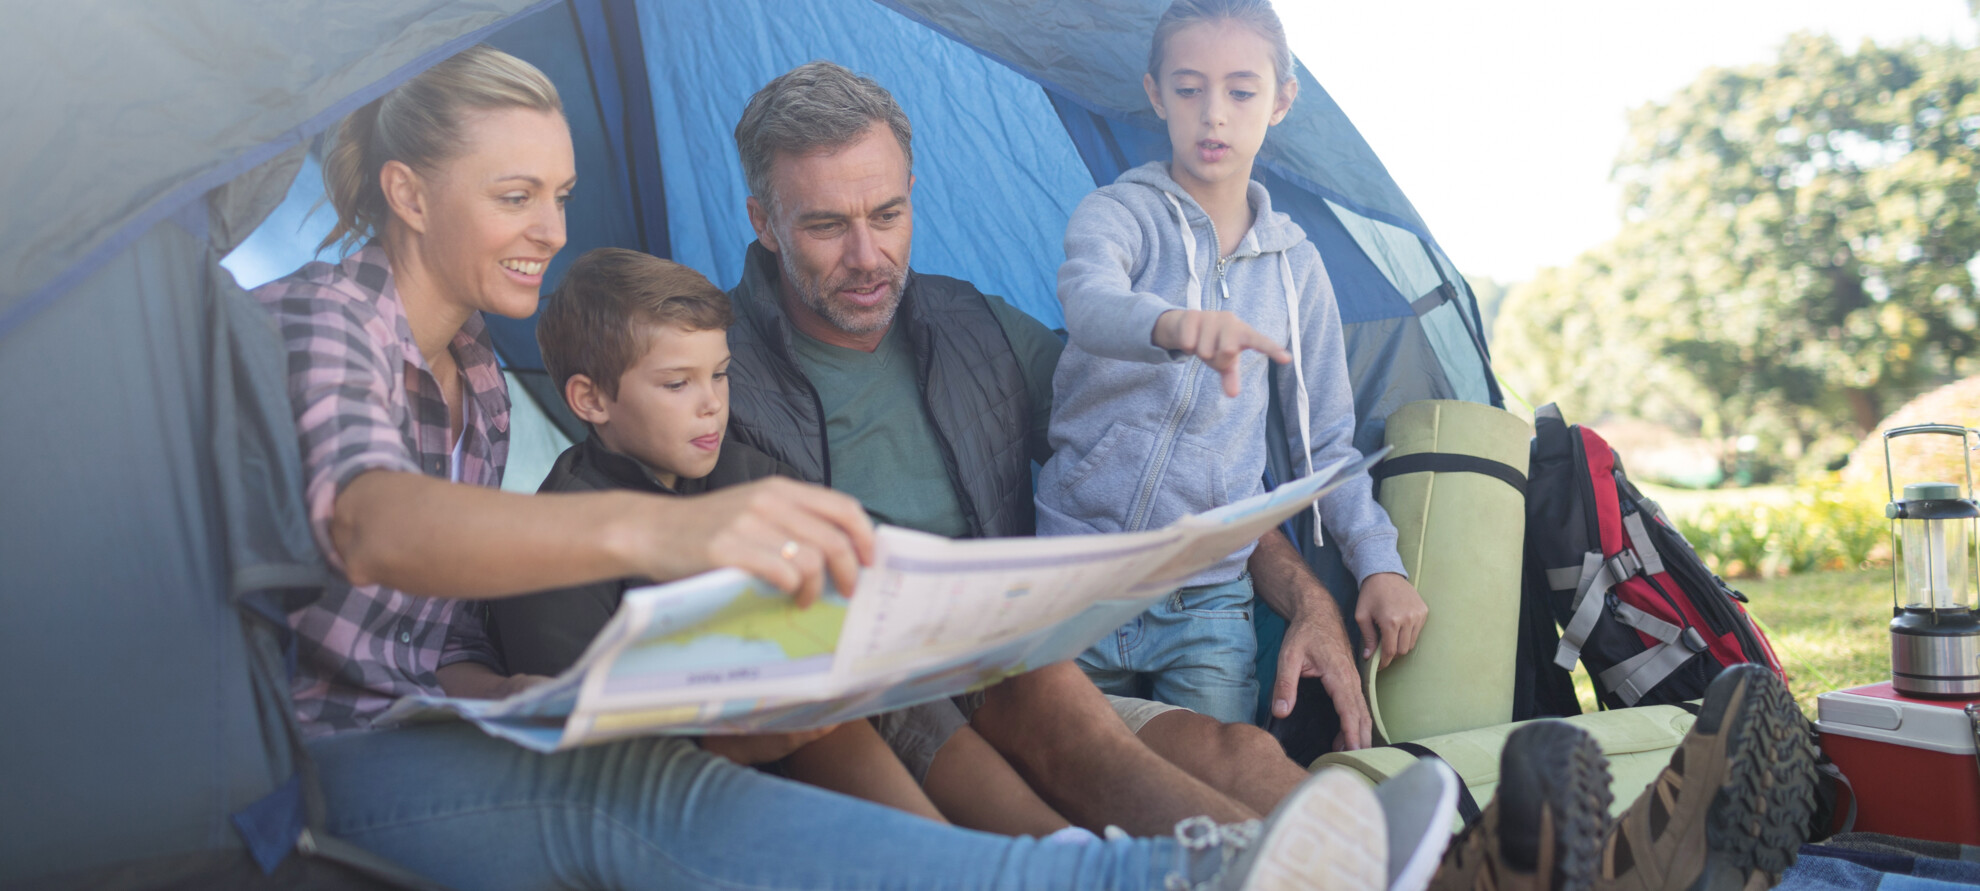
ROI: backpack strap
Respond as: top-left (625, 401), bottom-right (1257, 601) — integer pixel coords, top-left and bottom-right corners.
top-left (1389, 742), bottom-right (1483, 825)
top-left (1621, 512), bottom-right (1667, 577)
top-left (1552, 549), bottom-right (1642, 670)
top-left (1596, 603), bottom-right (1709, 706)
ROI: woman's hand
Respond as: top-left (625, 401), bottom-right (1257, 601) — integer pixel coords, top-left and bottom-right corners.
top-left (617, 477), bottom-right (876, 607)
top-left (1151, 309), bottom-right (1291, 397)
top-left (1355, 572), bottom-right (1428, 669)
top-left (698, 724), bottom-right (843, 765)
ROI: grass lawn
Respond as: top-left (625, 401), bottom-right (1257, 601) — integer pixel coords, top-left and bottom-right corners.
top-left (1567, 568), bottom-right (1894, 719)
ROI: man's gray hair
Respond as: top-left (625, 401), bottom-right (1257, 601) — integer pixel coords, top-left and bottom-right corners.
top-left (734, 60), bottom-right (914, 207)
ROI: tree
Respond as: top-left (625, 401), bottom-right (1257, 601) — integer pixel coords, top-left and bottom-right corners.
top-left (1498, 33), bottom-right (1980, 476)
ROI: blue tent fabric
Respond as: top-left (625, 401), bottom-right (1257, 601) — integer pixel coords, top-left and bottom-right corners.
top-left (6, 0), bottom-right (1502, 881)
top-left (636, 0), bottom-right (1092, 329)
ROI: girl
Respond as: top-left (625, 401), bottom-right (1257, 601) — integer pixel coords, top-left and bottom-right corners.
top-left (1037, 0), bottom-right (1429, 727)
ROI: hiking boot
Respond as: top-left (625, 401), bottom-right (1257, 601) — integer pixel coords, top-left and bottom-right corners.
top-left (1593, 664), bottom-right (1817, 891)
top-left (1430, 720), bottom-right (1614, 891)
top-left (1212, 766), bottom-right (1388, 891)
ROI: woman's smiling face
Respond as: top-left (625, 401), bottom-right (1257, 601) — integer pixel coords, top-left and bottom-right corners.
top-left (409, 106), bottom-right (577, 320)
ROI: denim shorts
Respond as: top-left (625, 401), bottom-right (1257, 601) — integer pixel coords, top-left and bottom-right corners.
top-left (1076, 573), bottom-right (1258, 725)
top-left (868, 699), bottom-right (970, 784)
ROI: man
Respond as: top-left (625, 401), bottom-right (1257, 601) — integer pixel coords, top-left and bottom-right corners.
top-left (719, 60), bottom-right (1819, 891)
top-left (722, 59), bottom-right (1354, 835)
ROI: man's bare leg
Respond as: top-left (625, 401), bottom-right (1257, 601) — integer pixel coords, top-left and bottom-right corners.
top-left (969, 661), bottom-right (1258, 836)
top-left (1134, 708), bottom-right (1311, 817)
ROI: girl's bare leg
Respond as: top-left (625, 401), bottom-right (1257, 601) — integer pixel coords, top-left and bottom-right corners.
top-left (923, 725), bottom-right (1074, 836)
top-left (781, 720), bottom-right (948, 823)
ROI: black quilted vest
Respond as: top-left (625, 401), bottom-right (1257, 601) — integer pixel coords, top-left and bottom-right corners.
top-left (725, 242), bottom-right (1036, 538)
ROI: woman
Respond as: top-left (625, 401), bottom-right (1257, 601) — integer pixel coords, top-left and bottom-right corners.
top-left (254, 43), bottom-right (1378, 891)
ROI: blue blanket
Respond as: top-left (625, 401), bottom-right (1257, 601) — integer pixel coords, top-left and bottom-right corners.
top-left (1781, 841), bottom-right (1980, 890)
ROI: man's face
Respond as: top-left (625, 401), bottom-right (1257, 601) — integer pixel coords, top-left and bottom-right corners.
top-left (748, 124), bottom-right (913, 350)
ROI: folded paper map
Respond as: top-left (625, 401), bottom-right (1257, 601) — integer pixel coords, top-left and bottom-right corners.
top-left (379, 447), bottom-right (1387, 751)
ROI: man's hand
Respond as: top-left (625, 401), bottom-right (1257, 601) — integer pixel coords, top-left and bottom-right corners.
top-left (698, 725), bottom-right (841, 766)
top-left (1151, 309), bottom-right (1291, 397)
top-left (618, 477), bottom-right (876, 607)
top-left (1247, 529), bottom-right (1372, 750)
top-left (1355, 572), bottom-right (1428, 670)
top-left (1274, 610), bottom-right (1374, 751)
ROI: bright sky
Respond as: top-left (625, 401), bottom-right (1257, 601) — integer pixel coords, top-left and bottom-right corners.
top-left (1279, 1), bottom-right (1978, 284)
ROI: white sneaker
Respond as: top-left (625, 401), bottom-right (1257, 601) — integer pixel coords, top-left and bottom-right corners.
top-left (1214, 766), bottom-right (1388, 891)
top-left (1372, 759), bottom-right (1461, 891)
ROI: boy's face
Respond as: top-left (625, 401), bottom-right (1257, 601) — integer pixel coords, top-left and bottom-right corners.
top-left (584, 324), bottom-right (731, 488)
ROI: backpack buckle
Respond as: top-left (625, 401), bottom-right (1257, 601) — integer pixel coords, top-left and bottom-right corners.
top-left (1604, 550), bottom-right (1642, 584)
top-left (1681, 627), bottom-right (1709, 653)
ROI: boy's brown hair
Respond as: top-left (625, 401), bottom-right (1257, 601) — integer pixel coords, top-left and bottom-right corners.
top-left (536, 248), bottom-right (734, 400)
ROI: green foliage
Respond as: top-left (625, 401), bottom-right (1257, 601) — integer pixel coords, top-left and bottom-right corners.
top-left (1739, 569), bottom-right (1894, 716)
top-left (1495, 34), bottom-right (1980, 477)
top-left (1675, 480), bottom-right (1887, 577)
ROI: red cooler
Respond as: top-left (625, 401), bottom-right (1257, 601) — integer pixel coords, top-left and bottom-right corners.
top-left (1816, 682), bottom-right (1980, 844)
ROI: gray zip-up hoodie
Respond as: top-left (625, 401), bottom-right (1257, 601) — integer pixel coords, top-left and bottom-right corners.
top-left (1037, 161), bottom-right (1404, 588)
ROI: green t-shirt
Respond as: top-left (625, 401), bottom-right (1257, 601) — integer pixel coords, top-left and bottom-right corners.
top-left (788, 294), bottom-right (1061, 537)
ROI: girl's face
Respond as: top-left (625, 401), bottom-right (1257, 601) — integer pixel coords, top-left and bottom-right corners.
top-left (391, 106), bottom-right (577, 320)
top-left (1144, 20), bottom-right (1296, 197)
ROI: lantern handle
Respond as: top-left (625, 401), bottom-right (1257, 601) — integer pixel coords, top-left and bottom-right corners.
top-left (1880, 423), bottom-right (1979, 502)
top-left (1879, 424), bottom-right (1980, 614)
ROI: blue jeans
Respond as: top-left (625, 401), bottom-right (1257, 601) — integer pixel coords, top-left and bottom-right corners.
top-left (309, 723), bottom-right (1220, 890)
top-left (1078, 574), bottom-right (1260, 725)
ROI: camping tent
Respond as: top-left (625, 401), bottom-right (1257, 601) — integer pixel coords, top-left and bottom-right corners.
top-left (0, 0), bottom-right (1498, 885)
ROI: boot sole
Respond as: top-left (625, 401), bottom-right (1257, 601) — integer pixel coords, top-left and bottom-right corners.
top-left (1501, 721), bottom-right (1614, 891)
top-left (1691, 665), bottom-right (1816, 891)
top-left (1241, 768), bottom-right (1388, 891)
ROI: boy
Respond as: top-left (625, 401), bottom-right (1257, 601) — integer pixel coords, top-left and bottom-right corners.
top-left (489, 248), bottom-right (1075, 836)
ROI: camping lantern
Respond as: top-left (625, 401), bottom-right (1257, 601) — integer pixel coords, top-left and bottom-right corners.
top-left (1883, 424), bottom-right (1980, 699)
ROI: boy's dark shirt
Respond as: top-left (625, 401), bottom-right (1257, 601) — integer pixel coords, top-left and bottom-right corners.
top-left (488, 434), bottom-right (795, 677)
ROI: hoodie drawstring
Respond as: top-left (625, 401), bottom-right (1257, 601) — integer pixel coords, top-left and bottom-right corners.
top-left (1279, 251), bottom-right (1322, 546)
top-left (1163, 193), bottom-right (1203, 311)
top-left (1166, 190), bottom-right (1323, 547)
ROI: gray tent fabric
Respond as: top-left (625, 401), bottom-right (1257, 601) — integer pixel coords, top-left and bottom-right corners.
top-left (0, 1), bottom-right (544, 884)
top-left (1, 0), bottom-right (555, 339)
top-left (0, 216), bottom-right (301, 881)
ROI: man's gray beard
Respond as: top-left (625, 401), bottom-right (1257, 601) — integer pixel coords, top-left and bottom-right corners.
top-left (780, 251), bottom-right (908, 337)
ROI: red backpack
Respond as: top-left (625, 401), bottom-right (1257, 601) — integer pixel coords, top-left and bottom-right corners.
top-left (1523, 405), bottom-right (1786, 710)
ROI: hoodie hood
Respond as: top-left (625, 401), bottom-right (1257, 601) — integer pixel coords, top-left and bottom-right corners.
top-left (1115, 161), bottom-right (1307, 257)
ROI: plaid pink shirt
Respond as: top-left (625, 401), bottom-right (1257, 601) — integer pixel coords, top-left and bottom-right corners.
top-left (256, 243), bottom-right (510, 737)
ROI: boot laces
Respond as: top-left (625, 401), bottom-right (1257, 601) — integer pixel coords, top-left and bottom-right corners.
top-left (1168, 815), bottom-right (1265, 891)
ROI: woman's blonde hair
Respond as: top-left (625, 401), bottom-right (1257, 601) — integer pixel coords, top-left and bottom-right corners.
top-left (318, 45), bottom-right (563, 252)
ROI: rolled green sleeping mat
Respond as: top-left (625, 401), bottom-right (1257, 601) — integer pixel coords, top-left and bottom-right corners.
top-left (1366, 399), bottom-right (1533, 744)
top-left (1311, 706), bottom-right (1699, 832)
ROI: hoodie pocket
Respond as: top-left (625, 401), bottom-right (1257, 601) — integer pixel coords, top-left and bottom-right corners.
top-left (1050, 421), bottom-right (1157, 534)
top-left (1148, 434), bottom-right (1229, 526)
